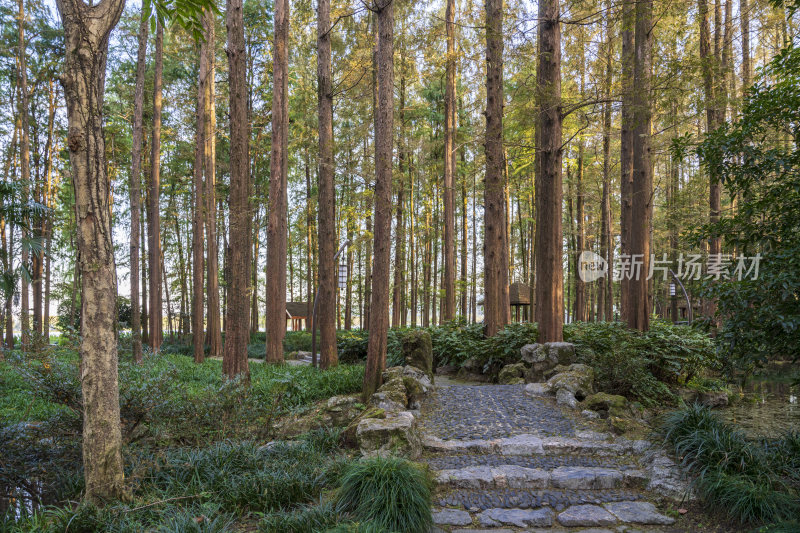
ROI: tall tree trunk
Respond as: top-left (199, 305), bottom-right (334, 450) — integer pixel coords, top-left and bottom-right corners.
top-left (619, 0), bottom-right (634, 323)
top-left (741, 0), bottom-right (750, 92)
top-left (192, 13), bottom-right (208, 363)
top-left (148, 21), bottom-right (164, 351)
top-left (363, 0), bottom-right (394, 401)
top-left (574, 144), bottom-right (585, 322)
top-left (266, 0), bottom-right (289, 363)
top-left (460, 145), bottom-right (468, 318)
top-left (205, 16), bottom-right (222, 358)
top-left (305, 153), bottom-right (314, 330)
top-left (471, 168), bottom-right (477, 323)
top-left (442, 0), bottom-right (457, 321)
top-left (391, 53), bottom-right (407, 329)
top-left (628, 0), bottom-right (653, 332)
top-left (534, 0), bottom-right (563, 342)
top-left (141, 195), bottom-right (149, 345)
top-left (484, 0), bottom-right (510, 337)
top-left (39, 81), bottom-right (56, 339)
top-left (18, 0), bottom-right (31, 349)
top-left (698, 0), bottom-right (720, 322)
top-left (600, 1), bottom-right (614, 321)
top-left (223, 0), bottom-right (252, 380)
top-left (131, 10), bottom-right (147, 363)
top-left (317, 0), bottom-right (338, 368)
top-left (56, 0), bottom-right (126, 502)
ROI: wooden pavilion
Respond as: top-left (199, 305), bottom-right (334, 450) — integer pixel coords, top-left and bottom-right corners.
top-left (509, 281), bottom-right (532, 322)
top-left (285, 302), bottom-right (309, 331)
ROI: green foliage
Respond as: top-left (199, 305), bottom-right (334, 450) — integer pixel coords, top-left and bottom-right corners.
top-left (696, 43), bottom-right (800, 374)
top-left (259, 502), bottom-right (342, 533)
top-left (336, 457), bottom-right (433, 533)
top-left (2, 437), bottom-right (349, 532)
top-left (564, 321), bottom-right (716, 405)
top-left (660, 405), bottom-right (800, 525)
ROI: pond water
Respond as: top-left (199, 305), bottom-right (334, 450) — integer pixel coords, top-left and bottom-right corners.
top-left (720, 369), bottom-right (800, 438)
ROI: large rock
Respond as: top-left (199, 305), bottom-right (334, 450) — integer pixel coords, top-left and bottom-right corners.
top-left (402, 329), bottom-right (434, 381)
top-left (432, 509), bottom-right (472, 526)
top-left (583, 392), bottom-right (628, 418)
top-left (477, 508), bottom-right (554, 528)
top-left (356, 410), bottom-right (421, 458)
top-left (546, 363), bottom-right (594, 400)
top-left (604, 501), bottom-right (675, 525)
top-left (498, 363), bottom-right (527, 384)
top-left (276, 395), bottom-right (363, 437)
top-left (522, 342), bottom-right (577, 382)
top-left (556, 388), bottom-right (579, 409)
top-left (520, 343), bottom-right (543, 364)
top-left (557, 505), bottom-right (617, 527)
top-left (371, 375), bottom-right (408, 411)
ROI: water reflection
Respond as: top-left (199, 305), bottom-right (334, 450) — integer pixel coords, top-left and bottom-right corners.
top-left (721, 374), bottom-right (800, 438)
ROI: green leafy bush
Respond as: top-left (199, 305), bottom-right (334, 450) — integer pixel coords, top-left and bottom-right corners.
top-left (696, 44), bottom-right (800, 374)
top-left (336, 456), bottom-right (432, 533)
top-left (660, 405), bottom-right (800, 525)
top-left (564, 321), bottom-right (716, 405)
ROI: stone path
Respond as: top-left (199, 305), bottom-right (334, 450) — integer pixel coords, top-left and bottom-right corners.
top-left (419, 383), bottom-right (683, 532)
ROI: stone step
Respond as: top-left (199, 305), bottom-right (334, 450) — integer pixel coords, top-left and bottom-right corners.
top-left (433, 501), bottom-right (675, 529)
top-left (423, 433), bottom-right (651, 457)
top-left (435, 465), bottom-right (648, 491)
top-left (425, 452), bottom-right (639, 472)
top-left (436, 487), bottom-right (646, 512)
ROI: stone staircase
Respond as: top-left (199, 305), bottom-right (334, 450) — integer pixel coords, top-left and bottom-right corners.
top-left (418, 384), bottom-right (684, 532)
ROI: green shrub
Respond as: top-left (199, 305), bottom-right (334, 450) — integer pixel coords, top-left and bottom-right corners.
top-left (660, 405), bottom-right (800, 525)
top-left (336, 457), bottom-right (432, 533)
top-left (564, 321), bottom-right (716, 405)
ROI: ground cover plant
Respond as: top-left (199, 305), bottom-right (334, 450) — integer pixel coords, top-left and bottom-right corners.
top-left (660, 404), bottom-right (800, 527)
top-left (0, 347), bottom-right (368, 530)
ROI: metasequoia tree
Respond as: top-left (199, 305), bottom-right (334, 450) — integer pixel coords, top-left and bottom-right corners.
top-left (192, 12), bottom-right (208, 364)
top-left (317, 0), bottom-right (338, 368)
top-left (483, 0), bottom-right (509, 337)
top-left (266, 0), bottom-right (289, 363)
top-left (205, 12), bottom-right (222, 358)
top-left (18, 0), bottom-right (31, 349)
top-left (534, 0), bottom-right (563, 342)
top-left (627, 0), bottom-right (653, 331)
top-left (442, 0), bottom-right (456, 321)
top-left (55, 0), bottom-right (126, 502)
top-left (223, 0), bottom-right (251, 380)
top-left (148, 20), bottom-right (164, 351)
top-left (599, 0), bottom-right (613, 321)
top-left (130, 10), bottom-right (147, 363)
top-left (619, 0), bottom-right (634, 322)
top-left (363, 0), bottom-right (393, 400)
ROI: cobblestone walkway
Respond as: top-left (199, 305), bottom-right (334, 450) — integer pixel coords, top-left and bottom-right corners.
top-left (421, 382), bottom-right (682, 532)
top-left (419, 385), bottom-right (575, 439)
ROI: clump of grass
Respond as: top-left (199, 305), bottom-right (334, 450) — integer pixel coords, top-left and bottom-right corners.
top-left (259, 501), bottom-right (342, 533)
top-left (336, 456), bottom-right (432, 533)
top-left (660, 404), bottom-right (800, 525)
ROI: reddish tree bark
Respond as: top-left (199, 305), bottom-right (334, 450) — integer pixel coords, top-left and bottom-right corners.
top-left (223, 0), bottom-right (252, 381)
top-left (484, 0), bottom-right (510, 337)
top-left (534, 0), bottom-right (563, 342)
top-left (363, 0), bottom-right (394, 401)
top-left (317, 0), bottom-right (338, 368)
top-left (265, 0), bottom-right (289, 363)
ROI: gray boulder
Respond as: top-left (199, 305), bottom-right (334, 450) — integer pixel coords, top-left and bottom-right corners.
top-left (523, 342), bottom-right (577, 382)
top-left (498, 362), bottom-right (527, 384)
top-left (546, 363), bottom-right (594, 400)
top-left (401, 329), bottom-right (434, 381)
top-left (556, 388), bottom-right (579, 409)
top-left (356, 411), bottom-right (422, 458)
